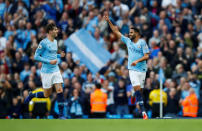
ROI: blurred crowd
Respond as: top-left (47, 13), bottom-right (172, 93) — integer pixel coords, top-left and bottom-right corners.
top-left (0, 0), bottom-right (202, 119)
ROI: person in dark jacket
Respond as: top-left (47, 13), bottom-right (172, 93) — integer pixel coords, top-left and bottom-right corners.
top-left (0, 87), bottom-right (8, 118)
top-left (68, 88), bottom-right (83, 118)
top-left (165, 87), bottom-right (180, 117)
top-left (114, 78), bottom-right (129, 115)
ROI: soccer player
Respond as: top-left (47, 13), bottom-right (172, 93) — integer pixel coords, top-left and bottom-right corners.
top-left (104, 15), bottom-right (150, 119)
top-left (25, 23), bottom-right (65, 119)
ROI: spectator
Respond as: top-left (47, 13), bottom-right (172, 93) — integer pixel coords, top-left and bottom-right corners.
top-left (60, 62), bottom-right (70, 79)
top-left (161, 0), bottom-right (177, 8)
top-left (114, 78), bottom-right (129, 115)
top-left (21, 90), bottom-right (29, 118)
top-left (0, 86), bottom-right (8, 118)
top-left (149, 30), bottom-right (160, 47)
top-left (189, 73), bottom-right (201, 99)
top-left (82, 72), bottom-right (95, 93)
top-left (0, 0), bottom-right (5, 19)
top-left (172, 64), bottom-right (188, 84)
top-left (113, 0), bottom-right (129, 19)
top-left (180, 81), bottom-right (191, 100)
top-left (68, 88), bottom-right (83, 118)
top-left (102, 79), bottom-right (115, 114)
top-left (11, 51), bottom-right (24, 73)
top-left (117, 14), bottom-right (132, 35)
top-left (65, 52), bottom-right (77, 72)
top-left (0, 51), bottom-right (10, 74)
top-left (94, 27), bottom-right (107, 49)
top-left (9, 97), bottom-right (21, 118)
top-left (180, 88), bottom-right (199, 117)
top-left (149, 40), bottom-right (160, 59)
top-left (195, 60), bottom-right (202, 83)
top-left (0, 30), bottom-right (6, 53)
top-left (149, 81), bottom-right (167, 118)
top-left (90, 83), bottom-right (107, 118)
top-left (20, 63), bottom-right (30, 82)
top-left (184, 47), bottom-right (195, 70)
top-left (173, 47), bottom-right (187, 68)
top-left (165, 88), bottom-right (180, 117)
top-left (24, 22), bottom-right (36, 48)
top-left (97, 12), bottom-right (108, 37)
top-left (58, 12), bottom-right (69, 33)
top-left (107, 71), bottom-right (116, 87)
top-left (71, 66), bottom-right (85, 84)
top-left (83, 11), bottom-right (98, 34)
top-left (12, 81), bottom-right (24, 97)
top-left (111, 42), bottom-right (126, 63)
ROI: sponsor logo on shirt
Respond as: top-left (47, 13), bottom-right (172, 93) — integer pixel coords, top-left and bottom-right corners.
top-left (129, 47), bottom-right (142, 54)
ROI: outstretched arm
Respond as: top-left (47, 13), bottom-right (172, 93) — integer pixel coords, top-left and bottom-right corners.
top-left (104, 15), bottom-right (122, 39)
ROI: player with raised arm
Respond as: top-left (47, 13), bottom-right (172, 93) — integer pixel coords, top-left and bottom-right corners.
top-left (104, 15), bottom-right (150, 119)
top-left (24, 23), bottom-right (66, 119)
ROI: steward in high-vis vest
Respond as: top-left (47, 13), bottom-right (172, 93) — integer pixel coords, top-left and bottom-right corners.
top-left (182, 88), bottom-right (198, 117)
top-left (29, 88), bottom-right (51, 118)
top-left (149, 81), bottom-right (167, 118)
top-left (90, 83), bottom-right (107, 118)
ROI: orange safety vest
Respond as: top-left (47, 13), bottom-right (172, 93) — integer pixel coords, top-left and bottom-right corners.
top-left (90, 89), bottom-right (107, 113)
top-left (182, 94), bottom-right (198, 117)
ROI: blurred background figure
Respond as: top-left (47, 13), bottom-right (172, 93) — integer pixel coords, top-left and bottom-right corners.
top-left (68, 88), bottom-right (83, 118)
top-left (180, 88), bottom-right (199, 118)
top-left (90, 83), bottom-right (107, 118)
top-left (149, 81), bottom-right (167, 118)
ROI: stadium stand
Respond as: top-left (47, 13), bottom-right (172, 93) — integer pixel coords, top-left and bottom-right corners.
top-left (0, 0), bottom-right (201, 119)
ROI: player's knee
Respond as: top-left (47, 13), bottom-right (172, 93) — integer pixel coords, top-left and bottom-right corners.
top-left (44, 93), bottom-right (50, 98)
top-left (133, 86), bottom-right (141, 91)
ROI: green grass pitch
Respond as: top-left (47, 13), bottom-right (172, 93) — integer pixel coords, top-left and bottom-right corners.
top-left (0, 119), bottom-right (201, 131)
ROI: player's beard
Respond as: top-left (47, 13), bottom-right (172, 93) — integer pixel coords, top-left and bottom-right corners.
top-left (130, 34), bottom-right (136, 41)
top-left (53, 33), bottom-right (58, 38)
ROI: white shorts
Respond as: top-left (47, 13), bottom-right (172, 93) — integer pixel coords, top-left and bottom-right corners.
top-left (129, 70), bottom-right (146, 88)
top-left (41, 71), bottom-right (63, 89)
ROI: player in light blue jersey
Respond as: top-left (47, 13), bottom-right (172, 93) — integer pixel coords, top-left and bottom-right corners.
top-left (104, 15), bottom-right (150, 119)
top-left (25, 23), bottom-right (66, 119)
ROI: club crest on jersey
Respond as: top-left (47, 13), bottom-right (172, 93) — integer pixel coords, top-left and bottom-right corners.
top-left (137, 45), bottom-right (141, 48)
top-left (38, 45), bottom-right (42, 49)
top-left (144, 44), bottom-right (148, 49)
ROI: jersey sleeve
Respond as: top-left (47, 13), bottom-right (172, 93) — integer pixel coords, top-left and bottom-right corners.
top-left (141, 40), bottom-right (150, 54)
top-left (121, 35), bottom-right (131, 46)
top-left (34, 41), bottom-right (50, 64)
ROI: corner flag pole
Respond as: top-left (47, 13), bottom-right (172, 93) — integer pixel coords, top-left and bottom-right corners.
top-left (160, 77), bottom-right (163, 118)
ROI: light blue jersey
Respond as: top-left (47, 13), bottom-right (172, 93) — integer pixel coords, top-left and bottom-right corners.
top-left (121, 35), bottom-right (149, 72)
top-left (34, 38), bottom-right (61, 73)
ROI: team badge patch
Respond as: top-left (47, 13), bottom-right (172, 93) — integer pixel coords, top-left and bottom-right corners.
top-left (38, 45), bottom-right (42, 49)
top-left (144, 45), bottom-right (148, 49)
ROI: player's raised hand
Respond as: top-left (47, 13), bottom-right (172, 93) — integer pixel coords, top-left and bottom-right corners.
top-left (60, 51), bottom-right (65, 58)
top-left (50, 59), bottom-right (57, 65)
top-left (104, 15), bottom-right (109, 21)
